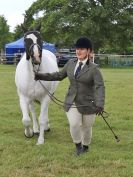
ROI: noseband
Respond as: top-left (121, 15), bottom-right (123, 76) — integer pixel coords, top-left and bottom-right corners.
top-left (28, 43), bottom-right (42, 57)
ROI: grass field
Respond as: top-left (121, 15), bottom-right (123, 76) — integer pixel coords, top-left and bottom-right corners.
top-left (0, 64), bottom-right (133, 177)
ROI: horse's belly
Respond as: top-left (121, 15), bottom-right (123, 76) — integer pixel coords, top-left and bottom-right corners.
top-left (17, 81), bottom-right (57, 101)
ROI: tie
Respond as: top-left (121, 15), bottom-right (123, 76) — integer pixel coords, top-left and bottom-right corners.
top-left (75, 62), bottom-right (83, 78)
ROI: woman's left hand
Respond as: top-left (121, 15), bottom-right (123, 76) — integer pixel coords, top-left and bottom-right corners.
top-left (95, 107), bottom-right (104, 115)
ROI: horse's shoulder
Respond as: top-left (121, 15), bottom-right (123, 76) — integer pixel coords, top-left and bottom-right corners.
top-left (42, 49), bottom-right (54, 55)
top-left (42, 49), bottom-right (57, 63)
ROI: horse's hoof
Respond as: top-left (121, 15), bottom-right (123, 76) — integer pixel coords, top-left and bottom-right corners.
top-left (24, 128), bottom-right (34, 138)
top-left (36, 138), bottom-right (44, 145)
top-left (44, 128), bottom-right (50, 132)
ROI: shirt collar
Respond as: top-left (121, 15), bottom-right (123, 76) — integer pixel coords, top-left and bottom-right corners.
top-left (77, 58), bottom-right (88, 65)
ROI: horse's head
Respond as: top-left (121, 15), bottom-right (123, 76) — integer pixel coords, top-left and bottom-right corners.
top-left (22, 24), bottom-right (43, 65)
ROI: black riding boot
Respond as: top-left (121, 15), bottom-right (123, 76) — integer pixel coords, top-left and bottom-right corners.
top-left (75, 142), bottom-right (83, 156)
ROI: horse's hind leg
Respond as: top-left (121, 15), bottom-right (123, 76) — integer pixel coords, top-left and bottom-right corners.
top-left (19, 95), bottom-right (34, 138)
top-left (37, 95), bottom-right (50, 145)
top-left (29, 102), bottom-right (39, 135)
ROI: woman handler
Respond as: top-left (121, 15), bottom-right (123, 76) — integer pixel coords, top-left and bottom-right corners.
top-left (35, 37), bottom-right (105, 156)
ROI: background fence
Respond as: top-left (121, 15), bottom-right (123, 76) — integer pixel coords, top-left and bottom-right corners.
top-left (1, 51), bottom-right (133, 67)
top-left (94, 54), bottom-right (133, 67)
top-left (0, 53), bottom-right (22, 65)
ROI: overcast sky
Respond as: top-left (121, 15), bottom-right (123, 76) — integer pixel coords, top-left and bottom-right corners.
top-left (0, 0), bottom-right (36, 32)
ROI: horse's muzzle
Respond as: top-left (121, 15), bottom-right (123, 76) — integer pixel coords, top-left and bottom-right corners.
top-left (34, 60), bottom-right (41, 65)
top-left (33, 57), bottom-right (41, 65)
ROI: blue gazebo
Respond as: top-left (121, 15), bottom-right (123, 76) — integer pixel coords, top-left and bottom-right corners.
top-left (5, 38), bottom-right (56, 63)
top-left (5, 37), bottom-right (56, 54)
top-left (5, 38), bottom-right (25, 55)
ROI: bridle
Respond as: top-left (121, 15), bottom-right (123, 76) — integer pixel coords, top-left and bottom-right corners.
top-left (28, 43), bottom-right (42, 56)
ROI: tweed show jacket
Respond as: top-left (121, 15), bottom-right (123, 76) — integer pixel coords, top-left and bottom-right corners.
top-left (36, 59), bottom-right (105, 114)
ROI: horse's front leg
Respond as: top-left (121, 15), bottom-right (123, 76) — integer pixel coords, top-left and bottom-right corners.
top-left (37, 96), bottom-right (50, 145)
top-left (19, 95), bottom-right (34, 138)
top-left (29, 101), bottom-right (39, 135)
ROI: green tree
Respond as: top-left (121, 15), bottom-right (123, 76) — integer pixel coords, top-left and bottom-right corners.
top-left (109, 0), bottom-right (133, 53)
top-left (20, 0), bottom-right (133, 53)
top-left (13, 25), bottom-right (24, 40)
top-left (0, 15), bottom-right (11, 51)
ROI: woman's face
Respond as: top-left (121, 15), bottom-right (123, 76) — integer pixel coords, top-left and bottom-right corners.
top-left (76, 48), bottom-right (91, 61)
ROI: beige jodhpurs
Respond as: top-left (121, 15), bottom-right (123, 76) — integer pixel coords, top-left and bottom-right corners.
top-left (66, 107), bottom-right (96, 146)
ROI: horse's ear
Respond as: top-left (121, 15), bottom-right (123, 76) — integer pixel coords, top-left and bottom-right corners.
top-left (21, 24), bottom-right (28, 33)
top-left (35, 23), bottom-right (41, 31)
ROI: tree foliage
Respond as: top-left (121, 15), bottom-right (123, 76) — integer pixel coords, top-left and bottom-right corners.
top-left (0, 15), bottom-right (11, 51)
top-left (11, 0), bottom-right (133, 53)
top-left (13, 25), bottom-right (24, 40)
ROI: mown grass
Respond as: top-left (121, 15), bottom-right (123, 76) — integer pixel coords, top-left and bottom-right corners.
top-left (0, 64), bottom-right (133, 177)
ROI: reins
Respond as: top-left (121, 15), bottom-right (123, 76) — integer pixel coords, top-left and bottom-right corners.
top-left (32, 61), bottom-right (121, 142)
top-left (33, 64), bottom-right (90, 108)
top-left (32, 64), bottom-right (108, 118)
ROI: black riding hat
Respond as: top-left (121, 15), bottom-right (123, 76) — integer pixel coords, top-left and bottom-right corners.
top-left (75, 37), bottom-right (92, 51)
